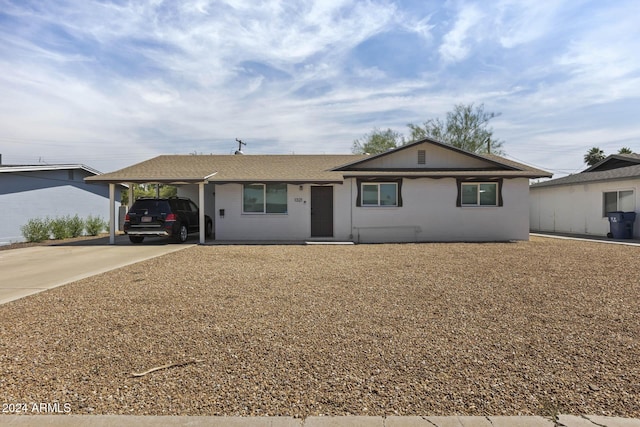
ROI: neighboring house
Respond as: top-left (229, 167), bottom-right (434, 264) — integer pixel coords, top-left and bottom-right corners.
top-left (0, 161), bottom-right (122, 244)
top-left (530, 153), bottom-right (640, 238)
top-left (86, 138), bottom-right (550, 243)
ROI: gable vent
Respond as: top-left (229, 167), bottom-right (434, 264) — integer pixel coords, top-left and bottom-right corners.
top-left (417, 150), bottom-right (426, 165)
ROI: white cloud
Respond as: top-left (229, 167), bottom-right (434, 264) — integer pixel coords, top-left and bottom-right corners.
top-left (438, 3), bottom-right (484, 63)
top-left (555, 7), bottom-right (640, 102)
top-left (0, 0), bottom-right (639, 178)
top-left (494, 0), bottom-right (564, 48)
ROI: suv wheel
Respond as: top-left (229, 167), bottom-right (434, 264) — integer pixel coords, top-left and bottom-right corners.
top-left (129, 235), bottom-right (144, 244)
top-left (205, 220), bottom-right (213, 238)
top-left (176, 223), bottom-right (189, 243)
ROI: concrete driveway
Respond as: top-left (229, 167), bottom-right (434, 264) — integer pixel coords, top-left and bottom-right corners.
top-left (0, 236), bottom-right (193, 305)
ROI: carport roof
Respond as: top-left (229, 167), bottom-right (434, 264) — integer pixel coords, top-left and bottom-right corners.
top-left (85, 154), bottom-right (367, 184)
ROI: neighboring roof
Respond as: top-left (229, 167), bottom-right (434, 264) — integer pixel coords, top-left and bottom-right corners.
top-left (334, 138), bottom-right (552, 179)
top-left (582, 153), bottom-right (640, 172)
top-left (0, 164), bottom-right (102, 175)
top-left (85, 155), bottom-right (368, 184)
top-left (531, 153), bottom-right (640, 189)
top-left (531, 164), bottom-right (640, 189)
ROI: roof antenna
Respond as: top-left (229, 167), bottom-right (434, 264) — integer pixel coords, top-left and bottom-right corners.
top-left (234, 138), bottom-right (246, 155)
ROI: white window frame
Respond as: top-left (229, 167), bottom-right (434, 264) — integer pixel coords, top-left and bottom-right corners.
top-left (242, 183), bottom-right (288, 214)
top-left (602, 190), bottom-right (635, 217)
top-left (461, 182), bottom-right (498, 207)
top-left (361, 182), bottom-right (398, 207)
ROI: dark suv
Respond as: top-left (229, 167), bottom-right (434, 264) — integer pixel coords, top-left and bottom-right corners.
top-left (124, 197), bottom-right (212, 243)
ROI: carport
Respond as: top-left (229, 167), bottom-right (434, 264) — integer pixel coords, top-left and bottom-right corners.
top-left (85, 157), bottom-right (218, 244)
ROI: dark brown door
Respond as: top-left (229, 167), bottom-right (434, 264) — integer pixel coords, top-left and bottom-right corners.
top-left (311, 186), bottom-right (333, 237)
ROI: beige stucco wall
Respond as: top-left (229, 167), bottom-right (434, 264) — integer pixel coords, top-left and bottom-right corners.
top-left (190, 178), bottom-right (531, 242)
top-left (347, 177), bottom-right (530, 242)
top-left (355, 143), bottom-right (495, 169)
top-left (530, 179), bottom-right (639, 238)
top-left (211, 183), bottom-right (330, 241)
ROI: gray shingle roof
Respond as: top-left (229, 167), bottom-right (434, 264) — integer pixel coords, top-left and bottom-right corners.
top-left (85, 155), bottom-right (367, 184)
top-left (582, 153), bottom-right (640, 172)
top-left (85, 140), bottom-right (551, 184)
top-left (531, 164), bottom-right (640, 188)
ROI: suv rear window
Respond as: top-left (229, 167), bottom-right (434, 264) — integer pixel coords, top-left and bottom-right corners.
top-left (130, 200), bottom-right (171, 216)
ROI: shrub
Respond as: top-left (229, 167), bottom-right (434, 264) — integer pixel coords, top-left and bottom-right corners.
top-left (50, 216), bottom-right (71, 240)
top-left (85, 215), bottom-right (107, 236)
top-left (67, 214), bottom-right (85, 237)
top-left (20, 218), bottom-right (51, 242)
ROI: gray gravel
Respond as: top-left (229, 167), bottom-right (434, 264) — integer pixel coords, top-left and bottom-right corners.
top-left (1, 237), bottom-right (639, 417)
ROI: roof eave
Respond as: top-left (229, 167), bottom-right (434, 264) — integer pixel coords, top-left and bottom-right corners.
top-left (531, 173), bottom-right (640, 189)
top-left (85, 176), bottom-right (209, 184)
top-left (582, 154), bottom-right (640, 172)
top-left (343, 171), bottom-right (551, 179)
top-left (0, 164), bottom-right (102, 175)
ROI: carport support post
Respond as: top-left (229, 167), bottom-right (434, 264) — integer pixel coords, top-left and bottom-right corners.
top-left (127, 184), bottom-right (134, 209)
top-left (109, 183), bottom-right (116, 245)
top-left (199, 182), bottom-right (205, 244)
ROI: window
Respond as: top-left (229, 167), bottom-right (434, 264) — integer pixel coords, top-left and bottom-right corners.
top-left (603, 190), bottom-right (634, 216)
top-left (361, 183), bottom-right (398, 206)
top-left (243, 183), bottom-right (287, 214)
top-left (461, 183), bottom-right (498, 206)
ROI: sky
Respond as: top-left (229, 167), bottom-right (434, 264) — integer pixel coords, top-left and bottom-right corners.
top-left (1, 0), bottom-right (639, 178)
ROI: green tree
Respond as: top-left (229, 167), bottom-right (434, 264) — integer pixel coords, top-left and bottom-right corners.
top-left (618, 147), bottom-right (634, 154)
top-left (407, 103), bottom-right (504, 154)
top-left (351, 128), bottom-right (405, 154)
top-left (121, 184), bottom-right (177, 205)
top-left (584, 147), bottom-right (605, 166)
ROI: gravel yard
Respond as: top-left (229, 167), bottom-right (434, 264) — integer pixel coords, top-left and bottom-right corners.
top-left (1, 236), bottom-right (639, 417)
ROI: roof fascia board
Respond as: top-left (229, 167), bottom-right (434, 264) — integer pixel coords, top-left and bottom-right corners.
top-left (531, 174), bottom-right (640, 189)
top-left (211, 179), bottom-right (344, 185)
top-left (0, 164), bottom-right (102, 175)
top-left (343, 172), bottom-right (549, 179)
top-left (85, 178), bottom-right (208, 184)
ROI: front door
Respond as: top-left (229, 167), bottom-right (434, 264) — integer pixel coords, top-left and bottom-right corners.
top-left (311, 186), bottom-right (333, 237)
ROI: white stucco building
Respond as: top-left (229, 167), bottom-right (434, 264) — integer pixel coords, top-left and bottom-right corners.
top-left (87, 138), bottom-right (550, 244)
top-left (530, 153), bottom-right (640, 239)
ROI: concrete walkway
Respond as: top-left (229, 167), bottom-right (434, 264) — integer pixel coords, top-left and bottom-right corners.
top-left (2, 415), bottom-right (640, 426)
top-left (530, 232), bottom-right (640, 246)
top-left (0, 238), bottom-right (192, 305)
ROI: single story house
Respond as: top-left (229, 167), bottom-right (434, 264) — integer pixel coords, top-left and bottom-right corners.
top-left (0, 160), bottom-right (122, 244)
top-left (86, 138), bottom-right (551, 244)
top-left (530, 153), bottom-right (640, 238)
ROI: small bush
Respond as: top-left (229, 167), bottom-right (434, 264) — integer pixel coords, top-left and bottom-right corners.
top-left (50, 216), bottom-right (71, 240)
top-left (21, 218), bottom-right (51, 242)
top-left (68, 214), bottom-right (85, 237)
top-left (85, 215), bottom-right (107, 236)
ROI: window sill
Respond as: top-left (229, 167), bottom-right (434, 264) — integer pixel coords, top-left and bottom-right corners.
top-left (241, 212), bottom-right (288, 215)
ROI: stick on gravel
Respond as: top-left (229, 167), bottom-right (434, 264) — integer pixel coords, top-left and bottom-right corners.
top-left (131, 359), bottom-right (204, 377)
